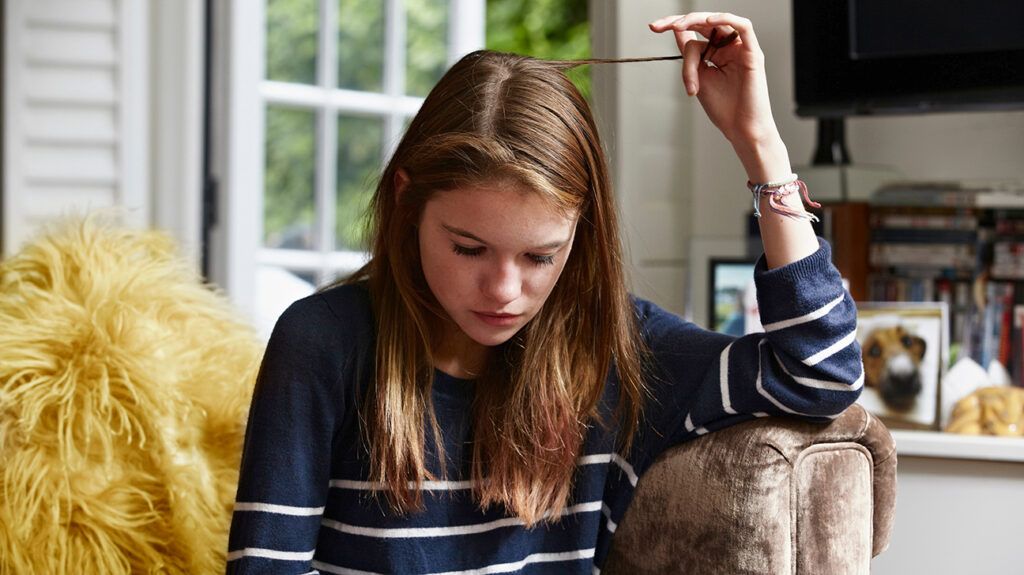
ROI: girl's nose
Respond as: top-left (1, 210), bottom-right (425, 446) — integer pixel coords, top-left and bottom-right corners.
top-left (482, 261), bottom-right (521, 304)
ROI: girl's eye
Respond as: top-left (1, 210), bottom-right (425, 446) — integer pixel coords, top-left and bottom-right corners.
top-left (528, 254), bottom-right (556, 266)
top-left (452, 244), bottom-right (483, 257)
top-left (452, 244), bottom-right (555, 266)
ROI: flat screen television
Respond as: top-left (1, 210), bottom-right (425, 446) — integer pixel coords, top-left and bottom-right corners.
top-left (793, 0), bottom-right (1024, 118)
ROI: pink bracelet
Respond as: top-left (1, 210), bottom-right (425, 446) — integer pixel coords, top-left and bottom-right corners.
top-left (747, 175), bottom-right (822, 222)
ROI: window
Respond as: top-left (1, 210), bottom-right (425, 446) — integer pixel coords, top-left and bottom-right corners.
top-left (217, 0), bottom-right (483, 336)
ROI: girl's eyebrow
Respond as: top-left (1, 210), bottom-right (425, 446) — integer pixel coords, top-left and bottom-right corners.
top-left (441, 223), bottom-right (569, 251)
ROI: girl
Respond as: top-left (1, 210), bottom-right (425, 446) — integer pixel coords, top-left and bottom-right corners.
top-left (227, 12), bottom-right (864, 574)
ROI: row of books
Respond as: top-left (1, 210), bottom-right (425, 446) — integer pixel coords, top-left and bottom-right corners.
top-left (990, 209), bottom-right (1024, 280)
top-left (962, 281), bottom-right (1024, 379)
top-left (871, 180), bottom-right (1024, 209)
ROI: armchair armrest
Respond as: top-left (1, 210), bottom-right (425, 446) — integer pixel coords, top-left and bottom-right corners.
top-left (604, 403), bottom-right (896, 574)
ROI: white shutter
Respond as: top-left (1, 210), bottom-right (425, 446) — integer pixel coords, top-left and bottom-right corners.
top-left (3, 0), bottom-right (148, 256)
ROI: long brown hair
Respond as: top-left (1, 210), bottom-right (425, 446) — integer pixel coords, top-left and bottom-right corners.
top-left (344, 50), bottom-right (660, 527)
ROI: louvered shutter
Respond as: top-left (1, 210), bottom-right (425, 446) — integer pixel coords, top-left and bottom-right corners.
top-left (2, 0), bottom-right (148, 256)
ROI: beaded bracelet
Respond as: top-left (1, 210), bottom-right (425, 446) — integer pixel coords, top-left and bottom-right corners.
top-left (747, 174), bottom-right (822, 222)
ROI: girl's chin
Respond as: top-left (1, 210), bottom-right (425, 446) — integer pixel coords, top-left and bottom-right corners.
top-left (457, 318), bottom-right (522, 347)
top-left (462, 327), bottom-right (516, 348)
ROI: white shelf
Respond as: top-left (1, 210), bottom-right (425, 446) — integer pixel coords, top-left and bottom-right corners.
top-left (891, 430), bottom-right (1024, 463)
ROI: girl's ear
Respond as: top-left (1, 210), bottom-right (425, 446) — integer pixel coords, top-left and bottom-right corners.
top-left (394, 168), bottom-right (410, 201)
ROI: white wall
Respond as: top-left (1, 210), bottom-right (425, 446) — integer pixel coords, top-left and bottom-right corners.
top-left (591, 0), bottom-right (695, 318)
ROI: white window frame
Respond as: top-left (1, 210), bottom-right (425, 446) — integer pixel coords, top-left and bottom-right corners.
top-left (212, 0), bottom-right (484, 325)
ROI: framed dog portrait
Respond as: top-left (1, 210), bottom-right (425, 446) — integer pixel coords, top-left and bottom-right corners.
top-left (854, 301), bottom-right (949, 430)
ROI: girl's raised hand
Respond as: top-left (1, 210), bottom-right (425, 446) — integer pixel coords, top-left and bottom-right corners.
top-left (649, 13), bottom-right (782, 153)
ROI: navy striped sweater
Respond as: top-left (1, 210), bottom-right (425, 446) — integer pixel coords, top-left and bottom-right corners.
top-left (226, 236), bottom-right (864, 574)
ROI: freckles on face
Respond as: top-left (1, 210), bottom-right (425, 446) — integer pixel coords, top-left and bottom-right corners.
top-left (417, 182), bottom-right (578, 347)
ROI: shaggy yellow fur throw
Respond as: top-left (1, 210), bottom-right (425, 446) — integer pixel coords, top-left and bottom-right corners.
top-left (0, 217), bottom-right (263, 574)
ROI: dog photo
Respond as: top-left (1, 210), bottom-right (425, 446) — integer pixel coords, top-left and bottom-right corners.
top-left (854, 301), bottom-right (948, 430)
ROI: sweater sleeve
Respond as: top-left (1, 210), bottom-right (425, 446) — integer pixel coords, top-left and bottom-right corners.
top-left (630, 236), bottom-right (864, 471)
top-left (226, 294), bottom-right (348, 574)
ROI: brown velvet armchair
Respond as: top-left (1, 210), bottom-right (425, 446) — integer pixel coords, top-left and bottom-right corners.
top-left (605, 403), bottom-right (896, 574)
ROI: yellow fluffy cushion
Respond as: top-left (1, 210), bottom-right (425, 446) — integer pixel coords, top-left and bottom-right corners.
top-left (0, 216), bottom-right (262, 574)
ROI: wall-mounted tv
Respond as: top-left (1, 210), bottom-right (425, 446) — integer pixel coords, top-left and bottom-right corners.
top-left (793, 0), bottom-right (1024, 118)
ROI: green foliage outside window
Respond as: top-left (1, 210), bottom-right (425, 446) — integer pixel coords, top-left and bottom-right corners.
top-left (485, 0), bottom-right (591, 99)
top-left (264, 106), bottom-right (316, 250)
top-left (266, 0), bottom-right (318, 84)
top-left (338, 0), bottom-right (385, 92)
top-left (406, 0), bottom-right (449, 97)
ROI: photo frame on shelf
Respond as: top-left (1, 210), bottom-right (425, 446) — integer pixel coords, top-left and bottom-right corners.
top-left (707, 257), bottom-right (760, 336)
top-left (855, 301), bottom-right (949, 430)
top-left (686, 236), bottom-right (748, 328)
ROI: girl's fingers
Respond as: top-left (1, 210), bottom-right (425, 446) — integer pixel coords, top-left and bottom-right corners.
top-left (672, 29), bottom-right (700, 58)
top-left (650, 13), bottom-right (713, 39)
top-left (705, 12), bottom-right (759, 53)
top-left (651, 15), bottom-right (740, 53)
top-left (699, 27), bottom-right (719, 61)
top-left (648, 14), bottom-right (686, 31)
top-left (650, 12), bottom-right (715, 31)
top-left (713, 29), bottom-right (740, 48)
top-left (682, 38), bottom-right (705, 96)
top-left (701, 27), bottom-right (740, 63)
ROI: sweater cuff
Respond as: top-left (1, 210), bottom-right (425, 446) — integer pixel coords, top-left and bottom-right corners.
top-left (752, 236), bottom-right (844, 323)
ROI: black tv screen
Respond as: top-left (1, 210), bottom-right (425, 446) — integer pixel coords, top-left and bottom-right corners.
top-left (793, 0), bottom-right (1024, 117)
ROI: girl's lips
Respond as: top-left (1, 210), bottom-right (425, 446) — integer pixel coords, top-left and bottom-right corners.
top-left (473, 311), bottom-right (522, 326)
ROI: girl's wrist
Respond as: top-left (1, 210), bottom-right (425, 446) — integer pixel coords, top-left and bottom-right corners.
top-left (733, 135), bottom-right (792, 184)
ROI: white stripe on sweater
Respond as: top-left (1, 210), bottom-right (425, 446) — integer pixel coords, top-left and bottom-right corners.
top-left (755, 339), bottom-right (839, 420)
top-left (683, 413), bottom-right (709, 436)
top-left (772, 349), bottom-right (865, 392)
top-left (329, 478), bottom-right (477, 491)
top-left (312, 549), bottom-right (596, 575)
top-left (762, 293), bottom-right (845, 332)
top-left (720, 342), bottom-right (737, 414)
top-left (226, 547), bottom-right (315, 562)
top-left (233, 502), bottom-right (326, 516)
top-left (329, 453), bottom-right (638, 491)
top-left (431, 548), bottom-right (597, 575)
top-left (601, 502), bottom-right (617, 533)
top-left (802, 328), bottom-right (859, 367)
top-left (321, 500), bottom-right (602, 539)
top-left (310, 561), bottom-right (378, 575)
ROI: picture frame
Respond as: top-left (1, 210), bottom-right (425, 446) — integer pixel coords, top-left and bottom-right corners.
top-left (707, 257), bottom-right (760, 336)
top-left (854, 301), bottom-right (949, 430)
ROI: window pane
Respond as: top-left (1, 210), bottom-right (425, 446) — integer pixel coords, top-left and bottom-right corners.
top-left (406, 0), bottom-right (449, 97)
top-left (266, 0), bottom-right (319, 84)
top-left (336, 114), bottom-right (384, 251)
top-left (264, 106), bottom-right (318, 250)
top-left (338, 0), bottom-right (385, 92)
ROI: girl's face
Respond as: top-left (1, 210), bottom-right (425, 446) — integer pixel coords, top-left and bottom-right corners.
top-left (418, 180), bottom-right (577, 349)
